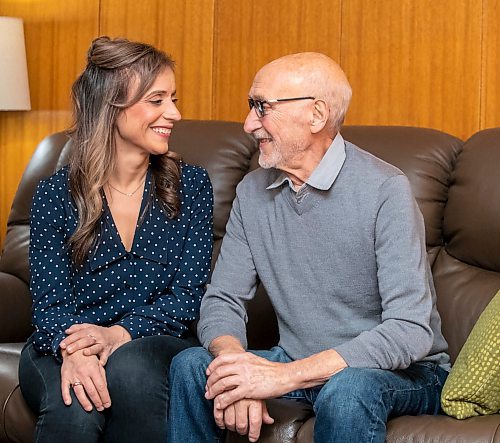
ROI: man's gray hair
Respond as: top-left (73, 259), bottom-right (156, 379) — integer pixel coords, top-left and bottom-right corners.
top-left (324, 79), bottom-right (352, 134)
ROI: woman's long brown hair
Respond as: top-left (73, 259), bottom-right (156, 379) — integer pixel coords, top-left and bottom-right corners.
top-left (67, 36), bottom-right (181, 266)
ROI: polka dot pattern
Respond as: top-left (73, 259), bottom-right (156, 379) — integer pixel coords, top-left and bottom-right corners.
top-left (29, 164), bottom-right (213, 356)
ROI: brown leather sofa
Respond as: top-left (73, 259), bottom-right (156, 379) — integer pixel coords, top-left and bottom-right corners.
top-left (1, 120), bottom-right (499, 442)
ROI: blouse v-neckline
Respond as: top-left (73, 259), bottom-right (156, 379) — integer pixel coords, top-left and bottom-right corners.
top-left (103, 169), bottom-right (151, 253)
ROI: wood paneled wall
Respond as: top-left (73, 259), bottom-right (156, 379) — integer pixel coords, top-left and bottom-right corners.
top-left (100, 0), bottom-right (215, 119)
top-left (0, 0), bottom-right (99, 247)
top-left (1, 0), bottom-right (499, 246)
top-left (341, 0), bottom-right (482, 136)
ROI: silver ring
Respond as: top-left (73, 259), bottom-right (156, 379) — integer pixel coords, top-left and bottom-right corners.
top-left (72, 381), bottom-right (83, 388)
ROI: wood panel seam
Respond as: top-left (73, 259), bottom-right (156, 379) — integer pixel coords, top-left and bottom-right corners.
top-left (339, 0), bottom-right (344, 66)
top-left (479, 0), bottom-right (486, 131)
top-left (211, 0), bottom-right (219, 120)
top-left (98, 0), bottom-right (102, 35)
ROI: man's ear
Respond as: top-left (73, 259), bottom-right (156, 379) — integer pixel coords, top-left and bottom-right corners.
top-left (310, 99), bottom-right (329, 134)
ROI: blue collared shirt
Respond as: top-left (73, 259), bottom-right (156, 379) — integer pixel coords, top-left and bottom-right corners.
top-left (266, 133), bottom-right (346, 201)
top-left (29, 164), bottom-right (213, 357)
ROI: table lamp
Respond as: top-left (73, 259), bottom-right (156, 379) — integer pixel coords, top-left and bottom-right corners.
top-left (0, 17), bottom-right (31, 111)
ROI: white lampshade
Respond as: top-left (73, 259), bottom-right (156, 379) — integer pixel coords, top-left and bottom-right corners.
top-left (0, 17), bottom-right (31, 111)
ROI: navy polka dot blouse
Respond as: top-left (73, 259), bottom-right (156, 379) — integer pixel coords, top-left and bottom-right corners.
top-left (29, 164), bottom-right (213, 357)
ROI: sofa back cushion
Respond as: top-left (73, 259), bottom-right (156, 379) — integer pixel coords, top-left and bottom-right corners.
top-left (433, 128), bottom-right (500, 362)
top-left (444, 128), bottom-right (500, 271)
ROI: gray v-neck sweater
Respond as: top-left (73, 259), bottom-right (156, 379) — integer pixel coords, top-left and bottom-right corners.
top-left (198, 141), bottom-right (450, 369)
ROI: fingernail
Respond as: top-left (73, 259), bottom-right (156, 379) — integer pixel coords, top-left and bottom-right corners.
top-left (104, 402), bottom-right (111, 408)
top-left (97, 407), bottom-right (104, 412)
top-left (67, 346), bottom-right (72, 352)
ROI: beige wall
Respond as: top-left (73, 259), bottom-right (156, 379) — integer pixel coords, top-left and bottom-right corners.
top-left (1, 0), bottom-right (500, 246)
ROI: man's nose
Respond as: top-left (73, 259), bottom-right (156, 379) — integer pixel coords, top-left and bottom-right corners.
top-left (243, 108), bottom-right (261, 134)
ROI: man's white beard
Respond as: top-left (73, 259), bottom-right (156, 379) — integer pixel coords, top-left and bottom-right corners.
top-left (258, 139), bottom-right (304, 170)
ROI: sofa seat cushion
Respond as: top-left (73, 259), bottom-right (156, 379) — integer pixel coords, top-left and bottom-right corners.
top-left (441, 290), bottom-right (500, 419)
top-left (386, 414), bottom-right (500, 443)
top-left (228, 398), bottom-right (500, 442)
top-left (295, 414), bottom-right (500, 443)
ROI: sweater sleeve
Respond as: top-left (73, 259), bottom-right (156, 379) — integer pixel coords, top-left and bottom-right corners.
top-left (334, 174), bottom-right (434, 369)
top-left (197, 192), bottom-right (258, 350)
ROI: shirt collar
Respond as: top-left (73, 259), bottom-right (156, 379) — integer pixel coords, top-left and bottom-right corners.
top-left (266, 132), bottom-right (346, 191)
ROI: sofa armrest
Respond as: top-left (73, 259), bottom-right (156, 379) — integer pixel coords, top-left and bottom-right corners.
top-left (0, 343), bottom-right (36, 443)
top-left (0, 272), bottom-right (33, 342)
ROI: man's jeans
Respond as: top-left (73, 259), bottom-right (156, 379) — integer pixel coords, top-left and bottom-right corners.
top-left (167, 346), bottom-right (448, 443)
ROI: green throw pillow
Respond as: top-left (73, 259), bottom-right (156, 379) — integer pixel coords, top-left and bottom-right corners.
top-left (441, 289), bottom-right (500, 419)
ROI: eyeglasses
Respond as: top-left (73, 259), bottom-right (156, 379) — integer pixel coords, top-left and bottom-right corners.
top-left (248, 96), bottom-right (315, 118)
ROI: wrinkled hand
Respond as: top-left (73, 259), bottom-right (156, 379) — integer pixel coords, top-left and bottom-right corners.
top-left (60, 349), bottom-right (111, 412)
top-left (60, 324), bottom-right (132, 365)
top-left (214, 398), bottom-right (274, 442)
top-left (205, 352), bottom-right (288, 410)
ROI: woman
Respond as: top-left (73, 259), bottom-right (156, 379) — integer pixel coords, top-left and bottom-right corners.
top-left (18, 36), bottom-right (213, 442)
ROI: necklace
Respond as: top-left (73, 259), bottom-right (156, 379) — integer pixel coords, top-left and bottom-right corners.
top-left (107, 174), bottom-right (147, 197)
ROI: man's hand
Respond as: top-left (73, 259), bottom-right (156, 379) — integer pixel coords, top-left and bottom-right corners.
top-left (205, 352), bottom-right (289, 409)
top-left (205, 348), bottom-right (348, 410)
top-left (60, 349), bottom-right (111, 412)
top-left (60, 324), bottom-right (132, 365)
top-left (207, 337), bottom-right (274, 441)
top-left (214, 398), bottom-right (274, 443)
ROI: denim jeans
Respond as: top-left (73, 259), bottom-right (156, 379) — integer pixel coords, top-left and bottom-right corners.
top-left (167, 346), bottom-right (448, 443)
top-left (19, 334), bottom-right (198, 443)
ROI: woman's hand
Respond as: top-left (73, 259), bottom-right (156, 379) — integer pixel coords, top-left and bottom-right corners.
top-left (60, 324), bottom-right (132, 365)
top-left (60, 349), bottom-right (111, 412)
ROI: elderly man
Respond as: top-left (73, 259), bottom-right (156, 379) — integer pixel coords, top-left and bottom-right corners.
top-left (167, 53), bottom-right (450, 443)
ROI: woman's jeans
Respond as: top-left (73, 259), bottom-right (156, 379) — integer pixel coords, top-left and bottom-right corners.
top-left (167, 346), bottom-right (448, 443)
top-left (19, 335), bottom-right (197, 443)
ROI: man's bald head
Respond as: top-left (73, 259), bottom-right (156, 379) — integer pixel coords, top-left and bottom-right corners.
top-left (256, 52), bottom-right (352, 134)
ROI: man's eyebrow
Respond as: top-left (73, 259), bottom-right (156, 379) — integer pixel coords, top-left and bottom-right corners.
top-left (249, 94), bottom-right (266, 101)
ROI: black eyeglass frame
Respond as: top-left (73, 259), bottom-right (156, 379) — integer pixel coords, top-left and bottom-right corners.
top-left (248, 96), bottom-right (315, 118)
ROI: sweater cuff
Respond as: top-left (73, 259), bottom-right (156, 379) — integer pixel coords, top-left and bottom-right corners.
top-left (334, 342), bottom-right (375, 368)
